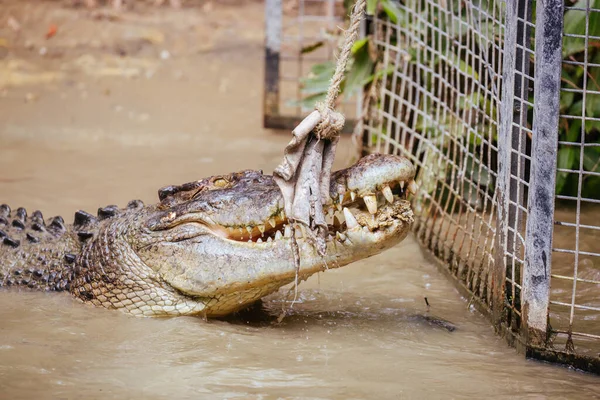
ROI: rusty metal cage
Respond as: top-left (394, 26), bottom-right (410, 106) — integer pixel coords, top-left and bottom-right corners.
top-left (264, 0), bottom-right (361, 131)
top-left (357, 0), bottom-right (600, 373)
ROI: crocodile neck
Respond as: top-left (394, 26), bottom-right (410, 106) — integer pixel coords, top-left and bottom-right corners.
top-left (0, 205), bottom-right (81, 291)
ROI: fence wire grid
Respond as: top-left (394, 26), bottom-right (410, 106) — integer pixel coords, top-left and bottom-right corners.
top-left (550, 0), bottom-right (600, 361)
top-left (359, 0), bottom-right (599, 373)
top-left (364, 0), bottom-right (507, 322)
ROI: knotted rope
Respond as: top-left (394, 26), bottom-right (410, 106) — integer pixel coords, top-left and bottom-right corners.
top-left (273, 0), bottom-right (367, 315)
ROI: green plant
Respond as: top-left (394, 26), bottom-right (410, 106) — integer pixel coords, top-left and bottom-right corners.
top-left (556, 0), bottom-right (600, 199)
top-left (298, 0), bottom-right (600, 202)
top-left (292, 0), bottom-right (401, 109)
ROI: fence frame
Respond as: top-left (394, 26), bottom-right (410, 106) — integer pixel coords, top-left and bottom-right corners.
top-left (522, 0), bottom-right (563, 349)
top-left (493, 0), bottom-right (533, 350)
top-left (263, 0), bottom-right (285, 129)
top-left (359, 0), bottom-right (600, 373)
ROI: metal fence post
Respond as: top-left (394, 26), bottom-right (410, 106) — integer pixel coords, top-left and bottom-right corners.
top-left (264, 0), bottom-right (283, 127)
top-left (523, 0), bottom-right (564, 347)
top-left (494, 0), bottom-right (517, 331)
top-left (494, 0), bottom-right (525, 333)
top-left (495, 0), bottom-right (534, 342)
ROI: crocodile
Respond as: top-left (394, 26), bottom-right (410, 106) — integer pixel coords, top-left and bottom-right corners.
top-left (0, 153), bottom-right (416, 318)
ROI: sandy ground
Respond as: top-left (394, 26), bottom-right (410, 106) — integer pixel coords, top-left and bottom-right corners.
top-left (0, 0), bottom-right (355, 217)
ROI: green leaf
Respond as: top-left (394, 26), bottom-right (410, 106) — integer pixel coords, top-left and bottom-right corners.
top-left (564, 102), bottom-right (600, 133)
top-left (556, 120), bottom-right (582, 194)
top-left (566, 119), bottom-right (581, 142)
top-left (286, 92), bottom-right (327, 109)
top-left (586, 64), bottom-right (600, 117)
top-left (560, 90), bottom-right (574, 112)
top-left (356, 62), bottom-right (396, 89)
top-left (583, 146), bottom-right (600, 172)
top-left (476, 21), bottom-right (499, 43)
top-left (465, 156), bottom-right (493, 187)
top-left (585, 119), bottom-right (600, 133)
top-left (556, 146), bottom-right (578, 194)
top-left (299, 84), bottom-right (329, 96)
top-left (582, 176), bottom-right (600, 200)
top-left (568, 100), bottom-right (583, 117)
top-left (457, 92), bottom-right (482, 111)
top-left (380, 0), bottom-right (404, 24)
top-left (351, 37), bottom-right (369, 54)
top-left (309, 61), bottom-right (336, 76)
top-left (366, 0), bottom-right (378, 15)
top-left (461, 180), bottom-right (482, 210)
top-left (299, 62), bottom-right (335, 95)
top-left (456, 59), bottom-right (479, 81)
top-left (586, 94), bottom-right (600, 119)
top-left (563, 0), bottom-right (600, 56)
top-left (345, 41), bottom-right (374, 97)
top-left (362, 64), bottom-right (396, 85)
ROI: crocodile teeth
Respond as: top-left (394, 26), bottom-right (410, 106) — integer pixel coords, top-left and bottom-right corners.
top-left (350, 191), bottom-right (356, 201)
top-left (275, 230), bottom-right (283, 240)
top-left (284, 225), bottom-right (292, 237)
top-left (336, 203), bottom-right (342, 211)
top-left (336, 232), bottom-right (346, 241)
top-left (338, 194), bottom-right (344, 205)
top-left (258, 225), bottom-right (265, 235)
top-left (257, 238), bottom-right (263, 243)
top-left (267, 236), bottom-right (273, 242)
top-left (333, 215), bottom-right (341, 227)
top-left (382, 185), bottom-right (394, 203)
top-left (363, 195), bottom-right (378, 214)
top-left (343, 207), bottom-right (359, 229)
top-left (268, 218), bottom-right (277, 228)
top-left (407, 180), bottom-right (418, 195)
top-left (400, 181), bottom-right (405, 189)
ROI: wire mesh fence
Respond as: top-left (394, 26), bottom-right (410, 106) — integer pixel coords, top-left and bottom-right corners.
top-left (264, 0), bottom-right (360, 131)
top-left (549, 0), bottom-right (600, 362)
top-left (363, 0), bottom-right (508, 321)
top-left (356, 0), bottom-right (600, 373)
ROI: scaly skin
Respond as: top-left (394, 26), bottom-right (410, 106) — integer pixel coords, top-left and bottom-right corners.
top-left (0, 154), bottom-right (416, 317)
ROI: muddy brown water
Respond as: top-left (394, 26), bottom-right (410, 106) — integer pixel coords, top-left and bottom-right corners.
top-left (1, 2), bottom-right (599, 399)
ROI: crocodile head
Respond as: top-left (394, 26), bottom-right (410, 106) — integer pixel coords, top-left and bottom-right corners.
top-left (74, 153), bottom-right (416, 317)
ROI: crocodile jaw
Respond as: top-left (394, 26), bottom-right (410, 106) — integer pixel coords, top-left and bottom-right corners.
top-left (141, 200), bottom-right (413, 317)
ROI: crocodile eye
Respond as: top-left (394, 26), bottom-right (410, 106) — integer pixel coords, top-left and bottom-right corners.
top-left (213, 178), bottom-right (229, 188)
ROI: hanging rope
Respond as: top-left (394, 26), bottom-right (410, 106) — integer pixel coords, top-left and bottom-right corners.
top-left (273, 0), bottom-right (367, 315)
top-left (314, 0), bottom-right (366, 140)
